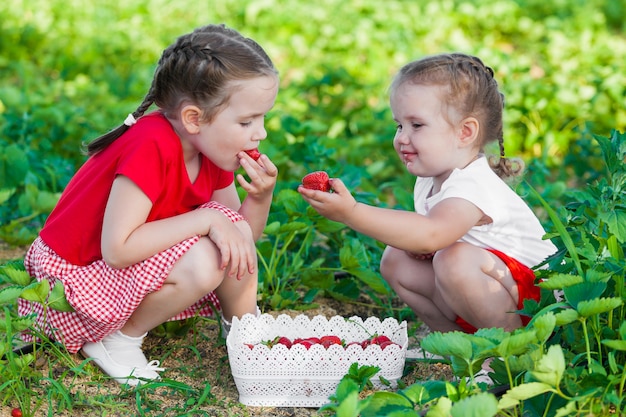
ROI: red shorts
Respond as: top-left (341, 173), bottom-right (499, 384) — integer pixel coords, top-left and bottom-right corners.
top-left (455, 248), bottom-right (540, 333)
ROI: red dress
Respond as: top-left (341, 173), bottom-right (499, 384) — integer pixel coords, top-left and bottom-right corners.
top-left (19, 112), bottom-right (241, 353)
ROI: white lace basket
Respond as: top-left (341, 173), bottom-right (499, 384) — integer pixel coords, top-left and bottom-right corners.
top-left (226, 313), bottom-right (407, 407)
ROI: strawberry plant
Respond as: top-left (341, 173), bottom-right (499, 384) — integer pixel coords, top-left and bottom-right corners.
top-left (324, 130), bottom-right (626, 417)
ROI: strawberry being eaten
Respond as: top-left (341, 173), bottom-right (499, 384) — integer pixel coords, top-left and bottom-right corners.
top-left (245, 148), bottom-right (261, 161)
top-left (302, 171), bottom-right (331, 192)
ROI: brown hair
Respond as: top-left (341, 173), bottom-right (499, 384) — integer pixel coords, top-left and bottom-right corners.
top-left (390, 53), bottom-right (522, 178)
top-left (86, 24), bottom-right (278, 155)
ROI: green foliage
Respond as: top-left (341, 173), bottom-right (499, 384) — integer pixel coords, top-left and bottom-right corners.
top-left (324, 131), bottom-right (626, 416)
top-left (2, 0), bottom-right (626, 415)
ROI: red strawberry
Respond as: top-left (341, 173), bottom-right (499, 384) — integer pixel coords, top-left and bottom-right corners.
top-left (293, 339), bottom-right (315, 349)
top-left (302, 171), bottom-right (331, 192)
top-left (11, 408), bottom-right (22, 417)
top-left (244, 343), bottom-right (255, 349)
top-left (371, 335), bottom-right (391, 345)
top-left (245, 149), bottom-right (261, 161)
top-left (276, 336), bottom-right (292, 348)
top-left (320, 335), bottom-right (342, 348)
top-left (378, 340), bottom-right (396, 350)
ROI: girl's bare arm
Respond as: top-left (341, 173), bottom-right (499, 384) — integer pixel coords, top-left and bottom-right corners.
top-left (101, 175), bottom-right (254, 274)
top-left (298, 178), bottom-right (484, 253)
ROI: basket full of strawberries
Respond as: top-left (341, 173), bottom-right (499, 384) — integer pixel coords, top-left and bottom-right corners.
top-left (226, 313), bottom-right (407, 407)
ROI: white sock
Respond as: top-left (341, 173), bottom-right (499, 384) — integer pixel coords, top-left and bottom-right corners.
top-left (101, 330), bottom-right (149, 368)
top-left (221, 306), bottom-right (261, 338)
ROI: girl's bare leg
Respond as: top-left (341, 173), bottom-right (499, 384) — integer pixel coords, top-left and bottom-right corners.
top-left (121, 236), bottom-right (243, 336)
top-left (380, 246), bottom-right (462, 332)
top-left (434, 242), bottom-right (521, 331)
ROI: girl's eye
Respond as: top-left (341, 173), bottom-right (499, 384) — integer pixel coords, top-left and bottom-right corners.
top-left (240, 121), bottom-right (252, 127)
top-left (412, 123), bottom-right (422, 129)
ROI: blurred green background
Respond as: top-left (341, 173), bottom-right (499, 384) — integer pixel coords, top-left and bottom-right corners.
top-left (1, 0), bottom-right (625, 245)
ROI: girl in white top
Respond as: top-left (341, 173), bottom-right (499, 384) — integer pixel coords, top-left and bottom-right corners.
top-left (299, 53), bottom-right (556, 333)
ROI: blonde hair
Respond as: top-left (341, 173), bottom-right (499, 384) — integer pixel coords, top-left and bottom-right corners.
top-left (390, 53), bottom-right (523, 178)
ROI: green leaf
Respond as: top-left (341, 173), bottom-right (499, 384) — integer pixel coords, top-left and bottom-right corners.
top-left (20, 279), bottom-right (51, 304)
top-left (498, 382), bottom-right (553, 409)
top-left (421, 332), bottom-right (472, 359)
top-left (399, 383), bottom-right (430, 405)
top-left (347, 267), bottom-right (389, 294)
top-left (530, 345), bottom-right (565, 387)
top-left (601, 339), bottom-right (626, 351)
top-left (365, 391), bottom-right (413, 414)
top-left (339, 241), bottom-right (359, 269)
top-left (495, 330), bottom-right (538, 357)
top-left (335, 390), bottom-right (368, 417)
top-left (0, 285), bottom-right (25, 305)
top-left (48, 282), bottom-right (75, 312)
top-left (0, 266), bottom-right (32, 286)
top-left (263, 221), bottom-right (281, 235)
top-left (425, 396), bottom-right (452, 417)
top-left (599, 209), bottom-right (626, 242)
top-left (0, 314), bottom-right (35, 333)
top-left (606, 234), bottom-right (624, 260)
top-left (563, 281), bottom-right (607, 308)
top-left (538, 273), bottom-right (583, 290)
top-left (451, 392), bottom-right (498, 417)
top-left (0, 188), bottom-right (16, 205)
top-left (524, 182), bottom-right (583, 276)
top-left (0, 144), bottom-right (29, 187)
top-left (576, 297), bottom-right (623, 318)
top-left (331, 378), bottom-right (360, 403)
top-left (554, 308), bottom-right (579, 326)
top-left (278, 221), bottom-right (308, 234)
top-left (531, 312), bottom-right (556, 343)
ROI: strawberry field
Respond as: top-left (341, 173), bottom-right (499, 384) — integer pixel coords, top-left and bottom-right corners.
top-left (1, 0), bottom-right (626, 416)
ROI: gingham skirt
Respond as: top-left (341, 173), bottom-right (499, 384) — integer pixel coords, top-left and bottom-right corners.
top-left (18, 201), bottom-right (245, 353)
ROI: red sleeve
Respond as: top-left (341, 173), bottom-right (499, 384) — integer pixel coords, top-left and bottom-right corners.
top-left (115, 138), bottom-right (170, 204)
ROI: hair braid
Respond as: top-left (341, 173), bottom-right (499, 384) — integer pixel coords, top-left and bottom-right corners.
top-left (84, 23), bottom-right (277, 156)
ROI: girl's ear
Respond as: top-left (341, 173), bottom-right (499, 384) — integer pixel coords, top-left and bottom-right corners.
top-left (458, 116), bottom-right (480, 147)
top-left (180, 105), bottom-right (203, 134)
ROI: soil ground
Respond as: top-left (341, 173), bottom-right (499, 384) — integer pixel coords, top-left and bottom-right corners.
top-left (0, 242), bottom-right (454, 417)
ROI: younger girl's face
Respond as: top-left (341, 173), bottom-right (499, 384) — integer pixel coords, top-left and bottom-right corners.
top-left (390, 83), bottom-right (463, 181)
top-left (193, 75), bottom-right (279, 171)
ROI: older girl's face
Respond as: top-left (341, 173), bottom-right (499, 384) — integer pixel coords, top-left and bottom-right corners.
top-left (192, 75), bottom-right (279, 171)
top-left (391, 83), bottom-right (464, 182)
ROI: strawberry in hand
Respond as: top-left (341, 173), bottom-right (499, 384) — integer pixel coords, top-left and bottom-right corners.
top-left (302, 171), bottom-right (331, 192)
top-left (245, 148), bottom-right (262, 161)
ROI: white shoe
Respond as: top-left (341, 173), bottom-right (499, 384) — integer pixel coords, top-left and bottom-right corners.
top-left (81, 331), bottom-right (164, 386)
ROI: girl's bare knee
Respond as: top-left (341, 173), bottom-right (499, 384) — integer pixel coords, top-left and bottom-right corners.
top-left (380, 247), bottom-right (402, 282)
top-left (169, 238), bottom-right (223, 294)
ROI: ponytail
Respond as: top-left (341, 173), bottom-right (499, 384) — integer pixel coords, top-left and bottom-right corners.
top-left (84, 93), bottom-right (154, 156)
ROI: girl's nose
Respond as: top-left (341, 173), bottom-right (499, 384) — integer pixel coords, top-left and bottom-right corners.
top-left (394, 131), bottom-right (409, 145)
top-left (255, 124), bottom-right (268, 141)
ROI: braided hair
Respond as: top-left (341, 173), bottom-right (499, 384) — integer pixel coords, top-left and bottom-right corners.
top-left (86, 24), bottom-right (277, 155)
top-left (390, 53), bottom-right (523, 179)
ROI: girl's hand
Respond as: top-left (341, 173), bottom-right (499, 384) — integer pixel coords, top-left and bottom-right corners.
top-left (297, 177), bottom-right (357, 223)
top-left (236, 152), bottom-right (278, 201)
top-left (205, 210), bottom-right (256, 280)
